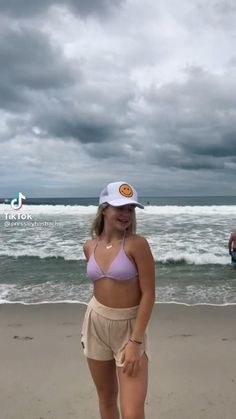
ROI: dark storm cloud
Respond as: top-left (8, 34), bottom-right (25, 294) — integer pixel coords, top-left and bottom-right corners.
top-left (147, 145), bottom-right (228, 171)
top-left (0, 0), bottom-right (236, 196)
top-left (46, 118), bottom-right (116, 143)
top-left (0, 0), bottom-right (124, 18)
top-left (135, 66), bottom-right (236, 171)
top-left (30, 85), bottom-right (134, 144)
top-left (31, 63), bottom-right (236, 165)
top-left (28, 73), bottom-right (136, 144)
top-left (84, 141), bottom-right (125, 159)
top-left (0, 25), bottom-right (76, 113)
top-left (0, 18), bottom-right (133, 145)
top-left (183, 131), bottom-right (236, 158)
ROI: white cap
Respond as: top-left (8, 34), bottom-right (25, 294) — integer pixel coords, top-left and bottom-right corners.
top-left (99, 181), bottom-right (144, 209)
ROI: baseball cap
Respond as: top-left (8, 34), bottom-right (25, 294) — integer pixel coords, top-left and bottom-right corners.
top-left (99, 181), bottom-right (144, 209)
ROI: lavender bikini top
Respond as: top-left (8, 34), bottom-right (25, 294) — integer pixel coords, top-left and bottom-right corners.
top-left (86, 232), bottom-right (138, 281)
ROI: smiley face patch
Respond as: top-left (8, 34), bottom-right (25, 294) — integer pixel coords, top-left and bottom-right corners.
top-left (119, 183), bottom-right (133, 197)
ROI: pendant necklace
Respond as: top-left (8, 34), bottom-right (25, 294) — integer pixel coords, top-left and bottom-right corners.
top-left (102, 232), bottom-right (125, 250)
top-left (104, 239), bottom-right (121, 249)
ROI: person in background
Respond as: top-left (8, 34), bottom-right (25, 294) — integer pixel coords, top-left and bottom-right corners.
top-left (81, 181), bottom-right (156, 419)
top-left (228, 232), bottom-right (236, 269)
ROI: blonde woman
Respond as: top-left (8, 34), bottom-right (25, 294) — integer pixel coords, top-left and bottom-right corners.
top-left (81, 181), bottom-right (156, 419)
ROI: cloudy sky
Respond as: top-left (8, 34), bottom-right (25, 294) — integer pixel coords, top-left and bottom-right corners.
top-left (0, 0), bottom-right (236, 197)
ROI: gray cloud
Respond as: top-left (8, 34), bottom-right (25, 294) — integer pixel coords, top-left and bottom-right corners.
top-left (0, 0), bottom-right (124, 18)
top-left (47, 119), bottom-right (116, 143)
top-left (196, 0), bottom-right (236, 29)
top-left (0, 0), bottom-right (236, 196)
top-left (133, 66), bottom-right (236, 172)
top-left (0, 26), bottom-right (76, 113)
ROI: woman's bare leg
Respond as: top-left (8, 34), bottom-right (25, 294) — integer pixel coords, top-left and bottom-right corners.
top-left (117, 353), bottom-right (148, 419)
top-left (87, 358), bottom-right (120, 419)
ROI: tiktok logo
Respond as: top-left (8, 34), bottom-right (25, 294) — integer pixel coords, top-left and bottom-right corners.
top-left (10, 192), bottom-right (26, 210)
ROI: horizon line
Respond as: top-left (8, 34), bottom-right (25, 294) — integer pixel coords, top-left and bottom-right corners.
top-left (1, 195), bottom-right (236, 200)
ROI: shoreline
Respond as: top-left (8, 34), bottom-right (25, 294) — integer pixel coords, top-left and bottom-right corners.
top-left (1, 300), bottom-right (236, 307)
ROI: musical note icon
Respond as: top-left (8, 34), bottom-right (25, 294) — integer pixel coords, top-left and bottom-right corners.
top-left (10, 192), bottom-right (26, 210)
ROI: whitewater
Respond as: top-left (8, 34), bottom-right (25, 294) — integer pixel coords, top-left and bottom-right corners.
top-left (0, 201), bottom-right (235, 305)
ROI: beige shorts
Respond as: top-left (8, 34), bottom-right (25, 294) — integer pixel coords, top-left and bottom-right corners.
top-left (80, 296), bottom-right (151, 367)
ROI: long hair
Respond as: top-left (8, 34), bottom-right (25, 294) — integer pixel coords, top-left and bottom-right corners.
top-left (90, 203), bottom-right (137, 238)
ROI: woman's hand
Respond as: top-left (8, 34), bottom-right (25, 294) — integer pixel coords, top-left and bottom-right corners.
top-left (121, 340), bottom-right (143, 377)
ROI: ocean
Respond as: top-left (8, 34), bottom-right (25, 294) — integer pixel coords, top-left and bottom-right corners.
top-left (0, 196), bottom-right (236, 306)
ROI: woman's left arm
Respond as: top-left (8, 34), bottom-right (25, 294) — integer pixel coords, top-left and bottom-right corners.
top-left (131, 236), bottom-right (156, 342)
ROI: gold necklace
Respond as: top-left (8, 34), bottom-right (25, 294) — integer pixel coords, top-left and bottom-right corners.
top-left (100, 232), bottom-right (125, 250)
top-left (102, 238), bottom-right (122, 249)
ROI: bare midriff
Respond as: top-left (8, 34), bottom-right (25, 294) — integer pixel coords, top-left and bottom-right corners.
top-left (93, 276), bottom-right (142, 308)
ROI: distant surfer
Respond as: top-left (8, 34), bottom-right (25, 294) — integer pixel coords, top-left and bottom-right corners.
top-left (228, 232), bottom-right (236, 269)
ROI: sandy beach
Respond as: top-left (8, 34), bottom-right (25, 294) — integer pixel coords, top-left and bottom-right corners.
top-left (0, 302), bottom-right (235, 419)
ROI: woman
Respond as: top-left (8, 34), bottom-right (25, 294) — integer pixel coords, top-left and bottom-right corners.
top-left (81, 181), bottom-right (156, 419)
